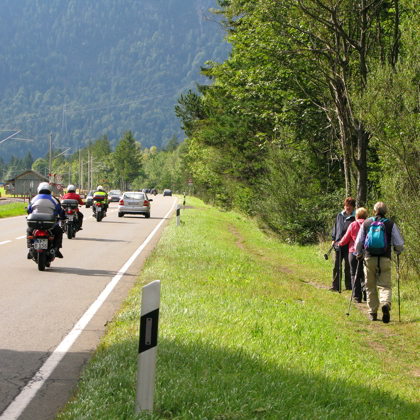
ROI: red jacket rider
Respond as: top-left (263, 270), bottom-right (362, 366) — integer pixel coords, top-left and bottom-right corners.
top-left (62, 185), bottom-right (84, 228)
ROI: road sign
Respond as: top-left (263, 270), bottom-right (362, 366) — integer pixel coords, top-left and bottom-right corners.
top-left (188, 178), bottom-right (193, 186)
top-left (57, 184), bottom-right (63, 190)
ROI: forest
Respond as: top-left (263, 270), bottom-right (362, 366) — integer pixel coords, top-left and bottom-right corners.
top-left (0, 0), bottom-right (230, 161)
top-left (175, 0), bottom-right (419, 274)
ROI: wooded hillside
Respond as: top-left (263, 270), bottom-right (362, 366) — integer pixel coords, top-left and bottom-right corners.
top-left (0, 0), bottom-right (230, 160)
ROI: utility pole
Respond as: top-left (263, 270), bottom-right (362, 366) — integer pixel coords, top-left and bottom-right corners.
top-left (69, 160), bottom-right (72, 185)
top-left (48, 133), bottom-right (52, 182)
top-left (79, 149), bottom-right (81, 190)
top-left (88, 150), bottom-right (91, 191)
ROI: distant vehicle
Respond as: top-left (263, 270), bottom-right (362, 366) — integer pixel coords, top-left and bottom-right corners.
top-left (163, 189), bottom-right (172, 197)
top-left (142, 188), bottom-right (151, 194)
top-left (118, 191), bottom-right (153, 218)
top-left (108, 190), bottom-right (122, 202)
top-left (85, 190), bottom-right (94, 208)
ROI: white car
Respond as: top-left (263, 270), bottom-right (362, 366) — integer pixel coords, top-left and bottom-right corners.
top-left (118, 192), bottom-right (152, 218)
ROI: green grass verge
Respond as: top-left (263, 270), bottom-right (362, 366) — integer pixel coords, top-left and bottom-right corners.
top-left (56, 197), bottom-right (420, 420)
top-left (0, 202), bottom-right (27, 218)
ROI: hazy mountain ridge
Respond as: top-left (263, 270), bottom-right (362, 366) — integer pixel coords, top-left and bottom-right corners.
top-left (0, 0), bottom-right (229, 160)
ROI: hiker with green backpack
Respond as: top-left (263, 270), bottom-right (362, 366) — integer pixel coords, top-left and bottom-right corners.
top-left (355, 202), bottom-right (404, 323)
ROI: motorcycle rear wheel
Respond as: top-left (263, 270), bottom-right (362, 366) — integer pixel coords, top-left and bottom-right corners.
top-left (37, 252), bottom-right (46, 271)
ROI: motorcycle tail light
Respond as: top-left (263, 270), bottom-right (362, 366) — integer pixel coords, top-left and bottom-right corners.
top-left (96, 202), bottom-right (101, 206)
top-left (34, 230), bottom-right (48, 237)
top-left (67, 210), bottom-right (73, 214)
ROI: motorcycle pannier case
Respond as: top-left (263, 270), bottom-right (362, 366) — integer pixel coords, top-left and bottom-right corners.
top-left (27, 213), bottom-right (57, 230)
top-left (61, 199), bottom-right (79, 209)
top-left (93, 195), bottom-right (105, 201)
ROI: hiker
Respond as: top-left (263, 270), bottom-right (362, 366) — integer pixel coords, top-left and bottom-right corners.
top-left (339, 207), bottom-right (368, 302)
top-left (329, 197), bottom-right (356, 292)
top-left (355, 202), bottom-right (404, 323)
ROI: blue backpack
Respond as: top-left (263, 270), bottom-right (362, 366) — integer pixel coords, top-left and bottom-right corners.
top-left (364, 217), bottom-right (388, 255)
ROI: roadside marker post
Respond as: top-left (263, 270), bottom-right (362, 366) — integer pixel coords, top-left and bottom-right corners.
top-left (176, 204), bottom-right (181, 226)
top-left (135, 280), bottom-right (160, 414)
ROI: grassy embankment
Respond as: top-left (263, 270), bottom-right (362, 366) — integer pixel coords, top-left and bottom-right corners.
top-left (57, 197), bottom-right (419, 420)
top-left (0, 202), bottom-right (27, 218)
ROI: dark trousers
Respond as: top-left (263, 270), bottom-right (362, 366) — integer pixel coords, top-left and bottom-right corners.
top-left (349, 252), bottom-right (364, 300)
top-left (332, 245), bottom-right (352, 290)
top-left (26, 225), bottom-right (63, 249)
top-left (77, 211), bottom-right (84, 227)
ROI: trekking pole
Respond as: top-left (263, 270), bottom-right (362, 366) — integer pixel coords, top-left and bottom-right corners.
top-left (324, 243), bottom-right (335, 260)
top-left (397, 253), bottom-right (401, 322)
top-left (346, 259), bottom-right (361, 316)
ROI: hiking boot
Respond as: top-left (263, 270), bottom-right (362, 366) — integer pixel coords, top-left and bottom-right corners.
top-left (369, 313), bottom-right (377, 321)
top-left (56, 249), bottom-right (64, 259)
top-left (354, 297), bottom-right (362, 303)
top-left (328, 287), bottom-right (339, 292)
top-left (382, 304), bottom-right (390, 324)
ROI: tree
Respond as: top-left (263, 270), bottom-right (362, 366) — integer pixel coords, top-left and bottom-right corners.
top-left (112, 131), bottom-right (143, 190)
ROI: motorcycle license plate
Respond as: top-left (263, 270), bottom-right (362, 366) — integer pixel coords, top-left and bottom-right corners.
top-left (34, 239), bottom-right (48, 250)
top-left (67, 215), bottom-right (74, 221)
top-left (97, 207), bottom-right (102, 212)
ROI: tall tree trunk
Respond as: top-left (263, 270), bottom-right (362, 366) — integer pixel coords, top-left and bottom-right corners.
top-left (354, 122), bottom-right (369, 207)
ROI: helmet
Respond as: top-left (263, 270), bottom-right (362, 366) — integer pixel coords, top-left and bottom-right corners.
top-left (37, 182), bottom-right (52, 195)
top-left (97, 185), bottom-right (104, 191)
top-left (67, 184), bottom-right (76, 193)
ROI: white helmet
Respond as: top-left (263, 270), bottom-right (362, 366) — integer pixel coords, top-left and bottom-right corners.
top-left (97, 185), bottom-right (104, 191)
top-left (67, 184), bottom-right (76, 193)
top-left (37, 182), bottom-right (52, 194)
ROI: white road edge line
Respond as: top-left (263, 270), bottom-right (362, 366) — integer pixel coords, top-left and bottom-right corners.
top-left (0, 199), bottom-right (178, 420)
top-left (15, 236), bottom-right (26, 240)
top-left (0, 240), bottom-right (12, 245)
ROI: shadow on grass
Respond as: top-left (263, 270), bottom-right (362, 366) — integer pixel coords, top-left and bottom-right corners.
top-left (61, 336), bottom-right (419, 420)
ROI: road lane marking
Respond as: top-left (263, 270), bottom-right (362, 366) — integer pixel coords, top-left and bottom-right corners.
top-left (0, 198), bottom-right (177, 420)
top-left (15, 236), bottom-right (26, 240)
top-left (0, 241), bottom-right (12, 245)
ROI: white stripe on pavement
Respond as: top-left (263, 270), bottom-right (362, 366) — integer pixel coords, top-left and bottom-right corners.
top-left (15, 236), bottom-right (26, 240)
top-left (0, 199), bottom-right (177, 420)
top-left (0, 241), bottom-right (12, 245)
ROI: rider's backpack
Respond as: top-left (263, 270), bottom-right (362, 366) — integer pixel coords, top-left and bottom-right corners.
top-left (364, 217), bottom-right (388, 255)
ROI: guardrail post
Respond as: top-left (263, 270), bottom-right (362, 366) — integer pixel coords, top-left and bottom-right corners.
top-left (176, 204), bottom-right (181, 226)
top-left (135, 280), bottom-right (160, 414)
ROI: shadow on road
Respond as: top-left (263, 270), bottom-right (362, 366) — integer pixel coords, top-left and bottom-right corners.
top-left (47, 266), bottom-right (135, 277)
top-left (73, 237), bottom-right (129, 243)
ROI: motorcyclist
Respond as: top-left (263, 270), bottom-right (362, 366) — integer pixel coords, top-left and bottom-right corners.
top-left (26, 182), bottom-right (65, 259)
top-left (93, 185), bottom-right (108, 214)
top-left (151, 187), bottom-right (157, 195)
top-left (62, 184), bottom-right (85, 230)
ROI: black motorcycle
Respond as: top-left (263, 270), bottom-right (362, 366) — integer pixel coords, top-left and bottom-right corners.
top-left (61, 199), bottom-right (80, 239)
top-left (27, 213), bottom-right (58, 271)
top-left (92, 196), bottom-right (107, 222)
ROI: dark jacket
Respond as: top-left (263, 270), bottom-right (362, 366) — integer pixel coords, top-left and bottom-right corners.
top-left (332, 211), bottom-right (356, 242)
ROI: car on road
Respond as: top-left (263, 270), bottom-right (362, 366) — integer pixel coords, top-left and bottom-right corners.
top-left (142, 188), bottom-right (150, 194)
top-left (163, 189), bottom-right (172, 196)
top-left (85, 190), bottom-right (94, 208)
top-left (108, 190), bottom-right (122, 202)
top-left (118, 191), bottom-right (153, 218)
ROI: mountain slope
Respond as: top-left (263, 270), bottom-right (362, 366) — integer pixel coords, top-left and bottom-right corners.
top-left (0, 0), bottom-right (230, 160)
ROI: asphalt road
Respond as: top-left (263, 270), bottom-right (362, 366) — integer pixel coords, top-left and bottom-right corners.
top-left (0, 195), bottom-right (177, 420)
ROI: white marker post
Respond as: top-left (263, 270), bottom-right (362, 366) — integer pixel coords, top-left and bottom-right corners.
top-left (176, 204), bottom-right (181, 226)
top-left (135, 280), bottom-right (161, 414)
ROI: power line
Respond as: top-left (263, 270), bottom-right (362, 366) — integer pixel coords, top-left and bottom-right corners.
top-left (0, 82), bottom-right (196, 128)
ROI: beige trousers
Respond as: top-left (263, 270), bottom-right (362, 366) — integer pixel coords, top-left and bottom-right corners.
top-left (364, 256), bottom-right (392, 314)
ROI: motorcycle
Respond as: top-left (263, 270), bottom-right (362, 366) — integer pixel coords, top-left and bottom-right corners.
top-left (61, 199), bottom-right (80, 239)
top-left (92, 196), bottom-right (107, 222)
top-left (27, 213), bottom-right (58, 271)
